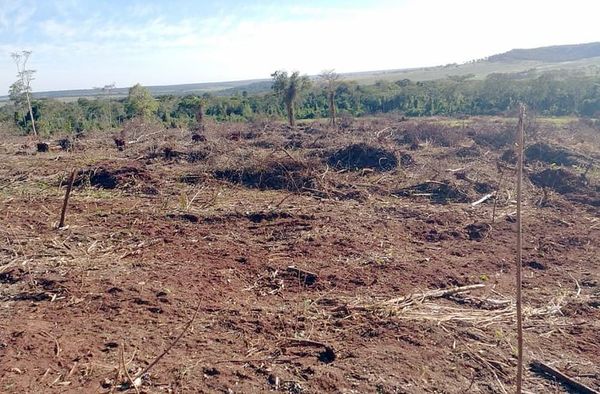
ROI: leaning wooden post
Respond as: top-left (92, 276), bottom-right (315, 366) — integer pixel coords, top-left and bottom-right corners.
top-left (58, 169), bottom-right (77, 229)
top-left (515, 104), bottom-right (525, 393)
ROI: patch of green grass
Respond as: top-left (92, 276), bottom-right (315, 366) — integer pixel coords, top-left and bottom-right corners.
top-left (536, 117), bottom-right (578, 126)
top-left (428, 118), bottom-right (473, 127)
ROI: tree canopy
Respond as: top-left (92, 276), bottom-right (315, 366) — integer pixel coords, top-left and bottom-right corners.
top-left (126, 83), bottom-right (158, 119)
top-left (271, 70), bottom-right (311, 126)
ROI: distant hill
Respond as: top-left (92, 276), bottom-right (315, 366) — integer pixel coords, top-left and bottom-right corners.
top-left (1, 42), bottom-right (600, 102)
top-left (488, 42), bottom-right (600, 62)
top-left (22, 78), bottom-right (272, 101)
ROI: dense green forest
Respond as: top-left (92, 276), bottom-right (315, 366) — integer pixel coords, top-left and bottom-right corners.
top-left (2, 69), bottom-right (600, 135)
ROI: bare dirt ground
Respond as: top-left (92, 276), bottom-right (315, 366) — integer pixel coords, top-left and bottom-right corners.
top-left (0, 116), bottom-right (599, 393)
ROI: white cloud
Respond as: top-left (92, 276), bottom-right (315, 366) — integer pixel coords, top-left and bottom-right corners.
top-left (0, 0), bottom-right (36, 32)
top-left (40, 19), bottom-right (77, 38)
top-left (128, 2), bottom-right (160, 18)
top-left (2, 0), bottom-right (600, 91)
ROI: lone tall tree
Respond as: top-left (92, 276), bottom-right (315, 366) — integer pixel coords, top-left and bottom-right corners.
top-left (126, 83), bottom-right (158, 119)
top-left (11, 51), bottom-right (37, 136)
top-left (271, 70), bottom-right (311, 127)
top-left (320, 70), bottom-right (340, 127)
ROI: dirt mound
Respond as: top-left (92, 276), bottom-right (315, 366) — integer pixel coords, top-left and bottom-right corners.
top-left (145, 145), bottom-right (210, 163)
top-left (465, 222), bottom-right (491, 241)
top-left (394, 181), bottom-right (470, 204)
top-left (327, 143), bottom-right (397, 171)
top-left (529, 168), bottom-right (587, 194)
top-left (75, 161), bottom-right (153, 191)
top-left (191, 133), bottom-right (207, 142)
top-left (530, 168), bottom-right (600, 206)
top-left (163, 146), bottom-right (185, 160)
top-left (472, 128), bottom-right (514, 149)
top-left (500, 149), bottom-right (517, 163)
top-left (524, 142), bottom-right (581, 166)
top-left (455, 145), bottom-right (481, 158)
top-left (186, 149), bottom-right (210, 163)
top-left (214, 159), bottom-right (315, 191)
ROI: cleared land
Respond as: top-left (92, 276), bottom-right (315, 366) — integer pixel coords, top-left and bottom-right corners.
top-left (0, 117), bottom-right (599, 393)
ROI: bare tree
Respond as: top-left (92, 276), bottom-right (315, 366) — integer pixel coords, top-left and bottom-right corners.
top-left (320, 69), bottom-right (340, 127)
top-left (11, 51), bottom-right (37, 136)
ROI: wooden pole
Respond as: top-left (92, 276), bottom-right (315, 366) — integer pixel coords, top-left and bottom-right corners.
top-left (58, 169), bottom-right (76, 229)
top-left (515, 104), bottom-right (525, 393)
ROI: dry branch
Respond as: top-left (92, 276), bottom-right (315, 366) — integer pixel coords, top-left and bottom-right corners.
top-left (58, 169), bottom-right (76, 229)
top-left (471, 192), bottom-right (496, 207)
top-left (530, 360), bottom-right (600, 394)
top-left (383, 284), bottom-right (485, 306)
top-left (130, 302), bottom-right (200, 386)
top-left (127, 130), bottom-right (164, 144)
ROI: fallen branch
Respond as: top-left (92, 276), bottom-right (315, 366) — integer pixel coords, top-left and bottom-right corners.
top-left (284, 337), bottom-right (330, 349)
top-left (530, 360), bottom-right (600, 394)
top-left (130, 302), bottom-right (200, 386)
top-left (471, 192), bottom-right (496, 207)
top-left (120, 344), bottom-right (139, 394)
top-left (127, 130), bottom-right (164, 144)
top-left (383, 284), bottom-right (485, 306)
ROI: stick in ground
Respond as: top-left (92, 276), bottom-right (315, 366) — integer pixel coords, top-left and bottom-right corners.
top-left (58, 168), bottom-right (77, 229)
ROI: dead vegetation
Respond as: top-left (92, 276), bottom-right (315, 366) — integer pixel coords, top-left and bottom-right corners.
top-left (73, 161), bottom-right (155, 193)
top-left (326, 143), bottom-right (397, 171)
top-left (213, 157), bottom-right (315, 191)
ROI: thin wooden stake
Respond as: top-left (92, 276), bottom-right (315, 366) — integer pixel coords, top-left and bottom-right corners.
top-left (515, 104), bottom-right (525, 394)
top-left (58, 169), bottom-right (77, 229)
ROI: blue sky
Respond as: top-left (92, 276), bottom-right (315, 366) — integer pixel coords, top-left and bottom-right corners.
top-left (1, 0), bottom-right (599, 92)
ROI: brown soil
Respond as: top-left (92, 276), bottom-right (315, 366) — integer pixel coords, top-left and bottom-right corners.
top-left (0, 117), bottom-right (598, 393)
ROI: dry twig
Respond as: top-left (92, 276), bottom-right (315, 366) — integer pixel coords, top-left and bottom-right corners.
top-left (530, 360), bottom-right (599, 394)
top-left (130, 302), bottom-right (200, 386)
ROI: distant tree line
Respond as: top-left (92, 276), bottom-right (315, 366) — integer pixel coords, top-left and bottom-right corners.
top-left (2, 68), bottom-right (600, 135)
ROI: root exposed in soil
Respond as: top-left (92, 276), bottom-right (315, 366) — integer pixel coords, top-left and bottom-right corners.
top-left (456, 145), bottom-right (481, 158)
top-left (472, 128), bottom-right (514, 149)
